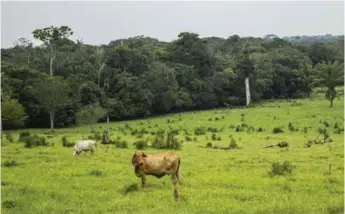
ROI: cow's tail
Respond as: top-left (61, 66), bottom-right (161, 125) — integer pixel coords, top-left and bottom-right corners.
top-left (176, 157), bottom-right (182, 185)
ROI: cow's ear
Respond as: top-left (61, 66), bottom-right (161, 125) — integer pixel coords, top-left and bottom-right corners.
top-left (142, 152), bottom-right (147, 157)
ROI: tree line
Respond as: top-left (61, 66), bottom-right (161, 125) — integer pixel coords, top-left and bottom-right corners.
top-left (1, 26), bottom-right (344, 130)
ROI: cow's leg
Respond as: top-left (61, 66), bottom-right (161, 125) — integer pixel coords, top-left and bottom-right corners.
top-left (141, 175), bottom-right (146, 187)
top-left (171, 174), bottom-right (179, 201)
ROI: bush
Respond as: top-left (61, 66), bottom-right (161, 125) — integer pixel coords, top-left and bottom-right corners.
top-left (247, 126), bottom-right (255, 133)
top-left (269, 160), bottom-right (294, 177)
top-left (303, 126), bottom-right (308, 134)
top-left (273, 127), bottom-right (284, 134)
top-left (256, 127), bottom-right (264, 132)
top-left (19, 131), bottom-right (31, 142)
top-left (229, 136), bottom-right (239, 149)
top-left (135, 140), bottom-right (148, 150)
top-left (88, 132), bottom-right (101, 141)
top-left (235, 125), bottom-right (243, 132)
top-left (185, 135), bottom-right (192, 142)
top-left (206, 142), bottom-right (213, 148)
top-left (24, 135), bottom-right (48, 148)
top-left (288, 122), bottom-right (297, 132)
top-left (194, 127), bottom-right (206, 135)
top-left (90, 169), bottom-right (103, 177)
top-left (151, 130), bottom-right (182, 150)
top-left (114, 140), bottom-right (128, 149)
top-left (61, 136), bottom-right (74, 147)
top-left (3, 160), bottom-right (18, 167)
top-left (5, 133), bottom-right (13, 143)
top-left (211, 133), bottom-right (217, 141)
top-left (2, 200), bottom-right (16, 209)
top-left (323, 121), bottom-right (330, 128)
top-left (229, 125), bottom-right (235, 129)
top-left (334, 122), bottom-right (339, 129)
top-left (207, 127), bottom-right (219, 132)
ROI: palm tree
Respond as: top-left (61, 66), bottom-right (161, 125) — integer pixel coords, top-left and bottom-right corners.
top-left (296, 61), bottom-right (314, 98)
top-left (313, 61), bottom-right (344, 107)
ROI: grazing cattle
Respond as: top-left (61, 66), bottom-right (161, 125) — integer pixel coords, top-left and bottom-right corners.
top-left (73, 140), bottom-right (97, 156)
top-left (131, 151), bottom-right (182, 200)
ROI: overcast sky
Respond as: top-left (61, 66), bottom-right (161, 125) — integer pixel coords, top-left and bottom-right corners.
top-left (1, 1), bottom-right (344, 48)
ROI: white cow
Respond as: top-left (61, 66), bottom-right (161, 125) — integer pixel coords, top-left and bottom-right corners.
top-left (73, 140), bottom-right (97, 156)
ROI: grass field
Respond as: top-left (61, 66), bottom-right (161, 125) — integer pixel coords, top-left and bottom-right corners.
top-left (1, 91), bottom-right (344, 214)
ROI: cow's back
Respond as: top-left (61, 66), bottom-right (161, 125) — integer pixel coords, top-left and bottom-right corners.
top-left (144, 152), bottom-right (179, 175)
top-left (75, 140), bottom-right (96, 150)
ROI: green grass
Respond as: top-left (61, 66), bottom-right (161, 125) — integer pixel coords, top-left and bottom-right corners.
top-left (1, 93), bottom-right (344, 213)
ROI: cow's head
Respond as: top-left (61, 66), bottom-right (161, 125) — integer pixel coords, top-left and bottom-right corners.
top-left (131, 151), bottom-right (147, 177)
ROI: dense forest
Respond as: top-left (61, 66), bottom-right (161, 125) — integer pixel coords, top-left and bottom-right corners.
top-left (1, 26), bottom-right (344, 130)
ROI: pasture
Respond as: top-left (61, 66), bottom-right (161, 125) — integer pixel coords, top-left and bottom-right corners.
top-left (1, 92), bottom-right (344, 214)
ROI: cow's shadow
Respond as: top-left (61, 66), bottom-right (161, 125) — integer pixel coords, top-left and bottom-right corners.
top-left (120, 180), bottom-right (171, 195)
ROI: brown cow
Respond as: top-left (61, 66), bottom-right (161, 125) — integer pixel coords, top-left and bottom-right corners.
top-left (131, 151), bottom-right (182, 200)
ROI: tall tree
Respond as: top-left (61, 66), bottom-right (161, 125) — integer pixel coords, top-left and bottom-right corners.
top-left (34, 76), bottom-right (70, 130)
top-left (313, 61), bottom-right (344, 107)
top-left (32, 25), bottom-right (73, 76)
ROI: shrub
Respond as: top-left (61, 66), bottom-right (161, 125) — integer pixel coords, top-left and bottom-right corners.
top-left (90, 169), bottom-right (103, 177)
top-left (115, 140), bottom-right (128, 148)
top-left (247, 126), bottom-right (255, 133)
top-left (235, 125), bottom-right (243, 132)
top-left (206, 142), bottom-right (213, 148)
top-left (208, 118), bottom-right (213, 121)
top-left (185, 135), bottom-right (192, 142)
top-left (318, 128), bottom-right (330, 143)
top-left (229, 136), bottom-right (239, 149)
top-left (151, 130), bottom-right (182, 150)
top-left (135, 140), bottom-right (148, 150)
top-left (19, 131), bottom-right (31, 142)
top-left (2, 200), bottom-right (16, 209)
top-left (207, 127), bottom-right (218, 132)
top-left (151, 130), bottom-right (165, 149)
top-left (24, 135), bottom-right (48, 148)
top-left (334, 122), bottom-right (339, 129)
top-left (273, 127), bottom-right (284, 134)
top-left (88, 132), bottom-right (101, 141)
top-left (5, 133), bottom-right (13, 143)
top-left (241, 113), bottom-right (245, 122)
top-left (166, 131), bottom-right (182, 150)
top-left (131, 129), bottom-right (138, 136)
top-left (221, 116), bottom-right (225, 119)
top-left (194, 127), bottom-right (206, 135)
top-left (215, 117), bottom-right (219, 121)
top-left (288, 122), bottom-right (297, 132)
top-left (3, 160), bottom-right (18, 167)
top-left (334, 127), bottom-right (344, 134)
top-left (323, 121), bottom-right (330, 128)
top-left (269, 160), bottom-right (294, 177)
top-left (61, 136), bottom-right (74, 147)
top-left (257, 127), bottom-right (264, 132)
top-left (211, 133), bottom-right (216, 141)
top-left (303, 126), bottom-right (308, 134)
